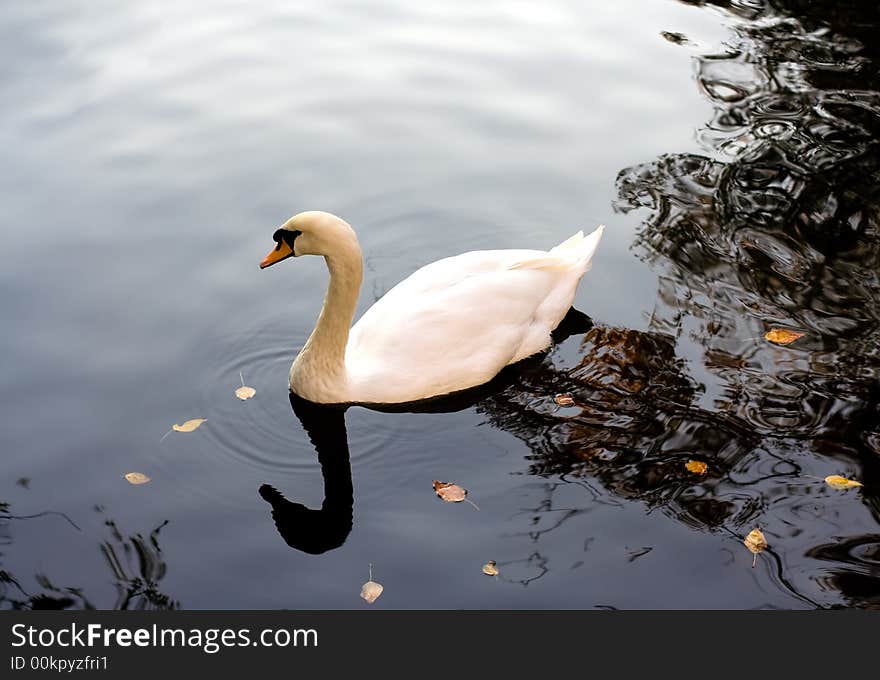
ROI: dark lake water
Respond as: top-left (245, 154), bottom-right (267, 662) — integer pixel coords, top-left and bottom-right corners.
top-left (3, 0), bottom-right (880, 609)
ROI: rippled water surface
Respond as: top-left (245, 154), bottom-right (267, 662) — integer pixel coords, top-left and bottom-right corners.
top-left (3, 0), bottom-right (879, 609)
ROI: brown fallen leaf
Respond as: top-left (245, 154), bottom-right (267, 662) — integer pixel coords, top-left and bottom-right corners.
top-left (824, 475), bottom-right (863, 490)
top-left (360, 564), bottom-right (383, 604)
top-left (685, 459), bottom-right (708, 475)
top-left (554, 393), bottom-right (575, 407)
top-left (235, 371), bottom-right (256, 400)
top-left (743, 528), bottom-right (768, 568)
top-left (432, 480), bottom-right (480, 510)
top-left (482, 560), bottom-right (499, 576)
top-left (764, 328), bottom-right (805, 345)
top-left (124, 472), bottom-right (151, 485)
top-left (433, 480), bottom-right (466, 501)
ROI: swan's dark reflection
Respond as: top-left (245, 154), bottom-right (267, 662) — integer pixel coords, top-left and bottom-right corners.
top-left (259, 395), bottom-right (353, 555)
top-left (258, 308), bottom-right (594, 555)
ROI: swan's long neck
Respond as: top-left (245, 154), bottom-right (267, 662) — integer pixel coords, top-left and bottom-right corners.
top-left (291, 243), bottom-right (363, 396)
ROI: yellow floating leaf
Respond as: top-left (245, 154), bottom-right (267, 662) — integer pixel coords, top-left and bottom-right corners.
top-left (685, 460), bottom-right (708, 475)
top-left (432, 480), bottom-right (480, 510)
top-left (172, 418), bottom-right (207, 433)
top-left (235, 386), bottom-right (256, 400)
top-left (764, 328), bottom-right (805, 345)
top-left (743, 528), bottom-right (768, 568)
top-left (824, 475), bottom-right (863, 490)
top-left (360, 581), bottom-right (383, 604)
top-left (124, 472), bottom-right (151, 485)
top-left (554, 393), bottom-right (575, 407)
top-left (360, 564), bottom-right (383, 604)
top-left (482, 560), bottom-right (499, 576)
top-left (235, 371), bottom-right (256, 400)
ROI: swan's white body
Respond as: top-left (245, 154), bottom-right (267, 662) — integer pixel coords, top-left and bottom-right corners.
top-left (263, 212), bottom-right (603, 405)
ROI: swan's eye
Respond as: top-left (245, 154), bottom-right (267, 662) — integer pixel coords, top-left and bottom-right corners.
top-left (272, 228), bottom-right (285, 250)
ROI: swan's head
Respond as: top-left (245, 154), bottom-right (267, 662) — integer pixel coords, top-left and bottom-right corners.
top-left (260, 211), bottom-right (359, 269)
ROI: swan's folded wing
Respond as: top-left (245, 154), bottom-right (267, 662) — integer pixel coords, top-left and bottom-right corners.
top-left (345, 250), bottom-right (581, 403)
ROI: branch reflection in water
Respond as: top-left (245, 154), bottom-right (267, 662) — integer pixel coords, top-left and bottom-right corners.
top-left (0, 503), bottom-right (177, 610)
top-left (613, 0), bottom-right (880, 606)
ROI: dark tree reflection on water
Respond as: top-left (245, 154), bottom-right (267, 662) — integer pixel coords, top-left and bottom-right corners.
top-left (607, 0), bottom-right (880, 606)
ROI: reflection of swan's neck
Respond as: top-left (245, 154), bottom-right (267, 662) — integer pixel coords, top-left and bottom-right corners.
top-left (317, 436), bottom-right (354, 513)
top-left (291, 248), bottom-right (363, 395)
top-left (260, 396), bottom-right (354, 555)
top-left (295, 398), bottom-right (353, 515)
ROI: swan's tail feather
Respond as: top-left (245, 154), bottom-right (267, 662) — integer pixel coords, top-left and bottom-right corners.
top-left (508, 225), bottom-right (604, 272)
top-left (551, 224), bottom-right (605, 273)
top-left (549, 230), bottom-right (585, 255)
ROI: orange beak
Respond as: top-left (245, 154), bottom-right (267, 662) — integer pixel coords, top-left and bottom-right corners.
top-left (260, 240), bottom-right (294, 269)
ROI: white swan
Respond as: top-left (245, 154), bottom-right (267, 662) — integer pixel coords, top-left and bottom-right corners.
top-left (260, 211), bottom-right (604, 405)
